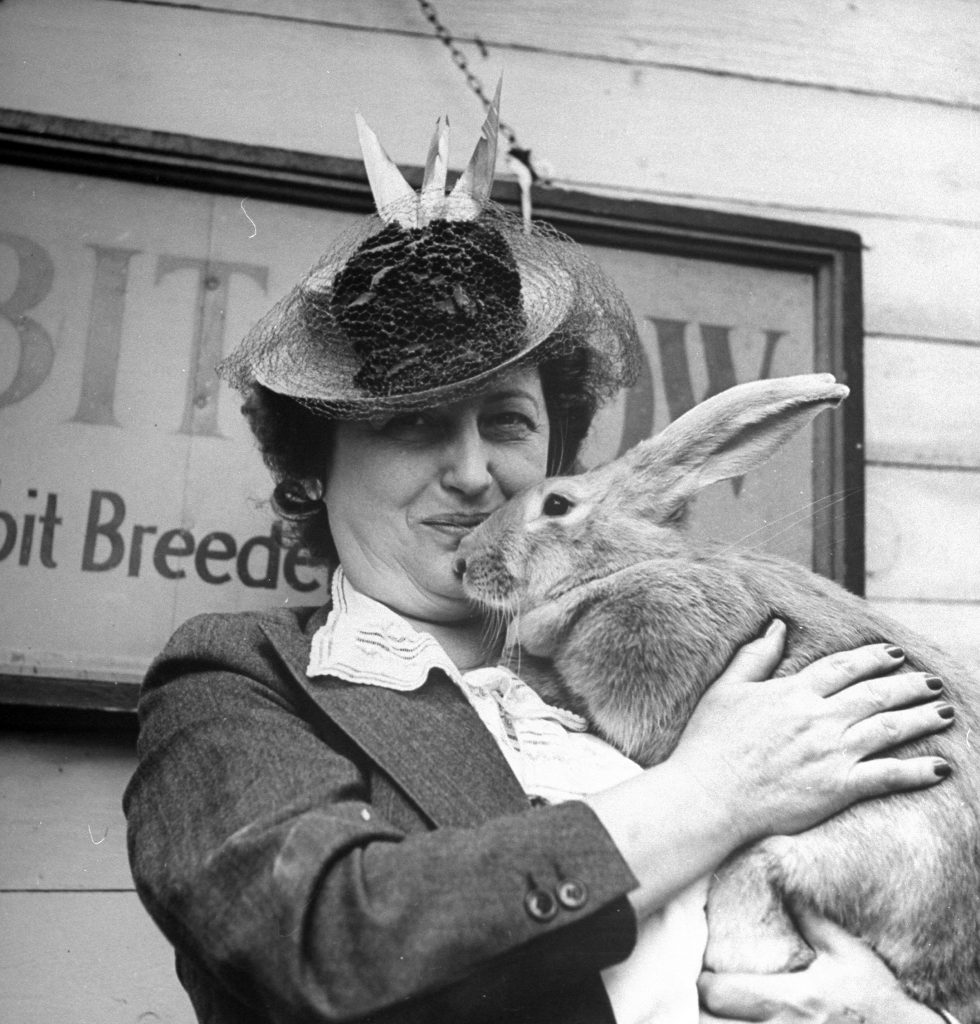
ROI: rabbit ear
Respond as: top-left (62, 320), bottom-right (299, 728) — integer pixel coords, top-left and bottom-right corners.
top-left (622, 373), bottom-right (849, 519)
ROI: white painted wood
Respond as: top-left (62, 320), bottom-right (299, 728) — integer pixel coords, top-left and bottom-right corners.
top-left (0, 891), bottom-right (193, 1024)
top-left (845, 219), bottom-right (980, 342)
top-left (869, 599), bottom-right (980, 674)
top-left (600, 200), bottom-right (980, 343)
top-left (865, 337), bottom-right (980, 469)
top-left (152, 0), bottom-right (980, 108)
top-left (0, 730), bottom-right (136, 889)
top-left (1, 1), bottom-right (978, 224)
top-left (865, 466), bottom-right (980, 602)
top-left (773, 213), bottom-right (980, 343)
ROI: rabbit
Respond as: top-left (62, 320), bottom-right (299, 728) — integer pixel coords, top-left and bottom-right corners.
top-left (454, 373), bottom-right (980, 1020)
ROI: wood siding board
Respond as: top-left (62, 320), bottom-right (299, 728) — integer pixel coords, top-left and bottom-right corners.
top-left (2, 2), bottom-right (979, 223)
top-left (713, 214), bottom-right (980, 343)
top-left (126, 0), bottom-right (980, 109)
top-left (0, 730), bottom-right (136, 890)
top-left (0, 676), bottom-right (142, 712)
top-left (866, 332), bottom-right (980, 349)
top-left (864, 337), bottom-right (980, 470)
top-left (569, 200), bottom-right (980, 343)
top-left (0, 890), bottom-right (193, 1024)
top-left (865, 465), bottom-right (980, 602)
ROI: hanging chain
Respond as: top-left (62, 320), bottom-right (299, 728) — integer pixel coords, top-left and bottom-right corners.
top-left (415, 0), bottom-right (544, 184)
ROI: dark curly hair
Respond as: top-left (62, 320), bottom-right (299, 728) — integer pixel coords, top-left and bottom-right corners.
top-left (242, 348), bottom-right (603, 565)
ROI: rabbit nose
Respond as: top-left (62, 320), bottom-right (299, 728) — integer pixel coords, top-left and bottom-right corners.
top-left (453, 556), bottom-right (467, 579)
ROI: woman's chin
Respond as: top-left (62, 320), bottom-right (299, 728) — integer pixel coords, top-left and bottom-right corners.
top-left (427, 573), bottom-right (476, 613)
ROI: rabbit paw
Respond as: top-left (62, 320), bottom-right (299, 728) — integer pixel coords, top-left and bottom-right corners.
top-left (705, 849), bottom-right (815, 974)
top-left (704, 920), bottom-right (814, 974)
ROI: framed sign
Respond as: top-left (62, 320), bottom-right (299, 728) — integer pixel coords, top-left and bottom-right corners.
top-left (0, 111), bottom-right (863, 712)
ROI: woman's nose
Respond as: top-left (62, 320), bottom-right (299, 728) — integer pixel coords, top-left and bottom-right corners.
top-left (441, 425), bottom-right (493, 495)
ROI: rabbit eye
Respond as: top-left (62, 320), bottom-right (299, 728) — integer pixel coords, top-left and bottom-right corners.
top-left (542, 493), bottom-right (574, 517)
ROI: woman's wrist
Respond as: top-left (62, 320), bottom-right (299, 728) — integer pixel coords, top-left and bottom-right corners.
top-left (584, 759), bottom-right (744, 918)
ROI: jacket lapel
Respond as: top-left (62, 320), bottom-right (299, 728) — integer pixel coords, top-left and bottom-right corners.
top-left (259, 612), bottom-right (530, 829)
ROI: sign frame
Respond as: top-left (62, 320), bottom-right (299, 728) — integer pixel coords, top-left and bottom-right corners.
top-left (0, 109), bottom-right (864, 714)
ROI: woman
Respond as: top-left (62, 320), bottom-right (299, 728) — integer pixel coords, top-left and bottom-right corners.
top-left (124, 100), bottom-right (958, 1024)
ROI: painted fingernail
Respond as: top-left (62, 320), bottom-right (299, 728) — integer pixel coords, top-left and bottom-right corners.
top-left (937, 703), bottom-right (955, 720)
top-left (885, 646), bottom-right (904, 659)
top-left (926, 676), bottom-right (944, 691)
top-left (934, 759), bottom-right (952, 778)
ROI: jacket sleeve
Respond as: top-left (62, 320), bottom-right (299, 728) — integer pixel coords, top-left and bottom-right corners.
top-left (124, 611), bottom-right (639, 1024)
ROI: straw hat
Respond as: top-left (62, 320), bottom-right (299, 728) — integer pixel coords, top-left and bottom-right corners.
top-left (219, 86), bottom-right (641, 417)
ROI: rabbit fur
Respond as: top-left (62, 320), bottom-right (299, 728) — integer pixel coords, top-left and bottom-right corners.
top-left (456, 374), bottom-right (980, 1020)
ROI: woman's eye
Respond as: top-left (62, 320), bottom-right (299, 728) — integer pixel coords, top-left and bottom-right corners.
top-left (377, 413), bottom-right (436, 438)
top-left (542, 493), bottom-right (574, 517)
top-left (484, 411), bottom-right (536, 437)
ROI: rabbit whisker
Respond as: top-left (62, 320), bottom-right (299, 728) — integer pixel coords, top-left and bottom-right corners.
top-left (479, 605), bottom-right (507, 656)
top-left (723, 487), bottom-right (860, 555)
top-left (503, 597), bottom-right (524, 676)
top-left (738, 494), bottom-right (854, 554)
top-left (724, 488), bottom-right (850, 550)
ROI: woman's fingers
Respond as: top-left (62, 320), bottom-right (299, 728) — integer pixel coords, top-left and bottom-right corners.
top-left (698, 971), bottom-right (784, 1021)
top-left (788, 650), bottom-right (955, 771)
top-left (794, 643), bottom-right (906, 698)
top-left (828, 671), bottom-right (954, 780)
top-left (830, 672), bottom-right (954, 800)
top-left (791, 904), bottom-right (868, 957)
top-left (716, 620), bottom-right (786, 684)
top-left (847, 751), bottom-right (952, 801)
top-left (844, 693), bottom-right (954, 755)
top-left (834, 669), bottom-right (945, 716)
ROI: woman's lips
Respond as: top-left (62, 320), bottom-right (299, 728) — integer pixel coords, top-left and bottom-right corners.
top-left (422, 512), bottom-right (491, 538)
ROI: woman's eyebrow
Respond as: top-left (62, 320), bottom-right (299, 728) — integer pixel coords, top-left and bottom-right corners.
top-left (485, 388), bottom-right (539, 404)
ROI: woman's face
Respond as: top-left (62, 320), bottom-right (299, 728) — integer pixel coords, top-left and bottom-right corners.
top-left (324, 367), bottom-right (550, 623)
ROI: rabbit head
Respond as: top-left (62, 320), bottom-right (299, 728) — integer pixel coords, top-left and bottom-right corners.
top-left (456, 373), bottom-right (849, 616)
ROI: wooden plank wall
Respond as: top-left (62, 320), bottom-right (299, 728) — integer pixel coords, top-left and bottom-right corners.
top-left (0, 1), bottom-right (977, 1020)
top-left (0, 722), bottom-right (191, 1023)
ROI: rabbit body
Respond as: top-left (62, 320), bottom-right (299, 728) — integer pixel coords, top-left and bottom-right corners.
top-left (456, 375), bottom-right (980, 1019)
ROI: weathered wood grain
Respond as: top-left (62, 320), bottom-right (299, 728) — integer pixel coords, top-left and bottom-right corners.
top-left (1, 0), bottom-right (977, 223)
top-left (0, 890), bottom-right (192, 1024)
top-left (150, 0), bottom-right (980, 108)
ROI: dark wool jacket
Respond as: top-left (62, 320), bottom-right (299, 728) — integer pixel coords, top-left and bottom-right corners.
top-left (124, 605), bottom-right (640, 1024)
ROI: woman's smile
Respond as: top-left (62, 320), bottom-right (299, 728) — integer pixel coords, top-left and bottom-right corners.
top-left (420, 511), bottom-right (494, 540)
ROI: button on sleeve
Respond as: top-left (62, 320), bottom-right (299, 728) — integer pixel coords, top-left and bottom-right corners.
top-left (556, 878), bottom-right (589, 910)
top-left (524, 887), bottom-right (559, 922)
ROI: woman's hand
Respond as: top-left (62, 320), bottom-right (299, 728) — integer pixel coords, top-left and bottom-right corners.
top-left (667, 620), bottom-right (953, 848)
top-left (698, 905), bottom-right (944, 1023)
top-left (584, 622), bottom-right (953, 919)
